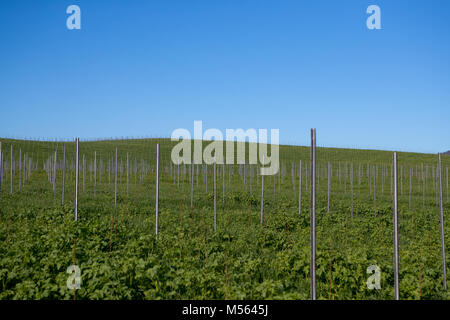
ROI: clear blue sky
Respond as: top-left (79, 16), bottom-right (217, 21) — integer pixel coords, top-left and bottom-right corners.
top-left (0, 0), bottom-right (449, 153)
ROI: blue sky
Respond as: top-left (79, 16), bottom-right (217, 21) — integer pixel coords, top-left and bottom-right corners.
top-left (0, 0), bottom-right (449, 153)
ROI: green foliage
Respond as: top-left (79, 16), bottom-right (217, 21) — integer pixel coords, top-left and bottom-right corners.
top-left (0, 138), bottom-right (449, 299)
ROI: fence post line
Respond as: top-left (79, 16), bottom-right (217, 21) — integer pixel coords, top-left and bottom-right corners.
top-left (310, 128), bottom-right (316, 300)
top-left (75, 138), bottom-right (79, 221)
top-left (156, 144), bottom-right (159, 236)
top-left (438, 153), bottom-right (447, 290)
top-left (393, 152), bottom-right (399, 300)
top-left (62, 144), bottom-right (66, 205)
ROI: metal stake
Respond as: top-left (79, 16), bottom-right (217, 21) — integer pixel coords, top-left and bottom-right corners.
top-left (310, 128), bottom-right (316, 300)
top-left (393, 152), bottom-right (399, 300)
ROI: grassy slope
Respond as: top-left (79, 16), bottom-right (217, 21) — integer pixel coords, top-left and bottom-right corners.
top-left (0, 138), bottom-right (449, 300)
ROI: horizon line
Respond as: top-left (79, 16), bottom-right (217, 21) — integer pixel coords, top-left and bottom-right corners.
top-left (0, 135), bottom-right (447, 156)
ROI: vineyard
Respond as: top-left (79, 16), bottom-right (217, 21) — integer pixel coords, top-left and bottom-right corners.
top-left (0, 137), bottom-right (449, 300)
